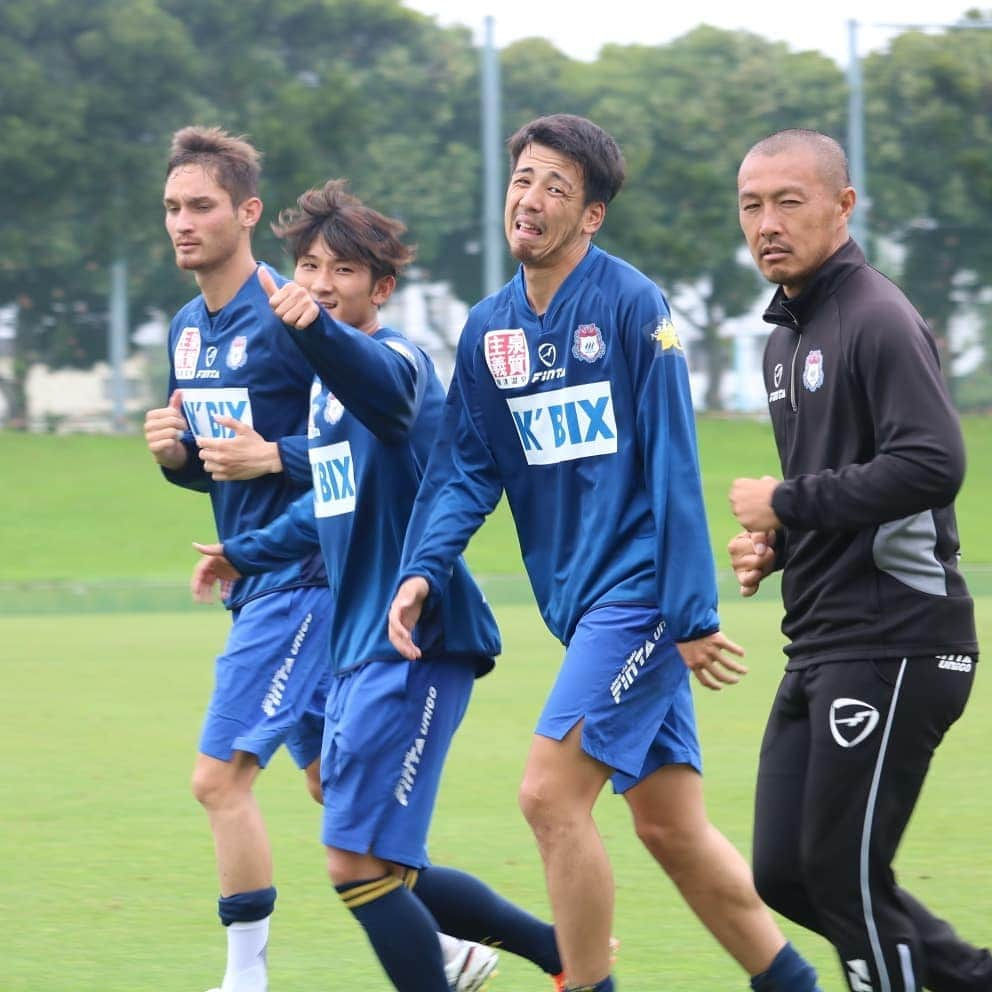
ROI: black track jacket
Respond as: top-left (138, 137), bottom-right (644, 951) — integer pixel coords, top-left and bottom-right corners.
top-left (760, 239), bottom-right (977, 667)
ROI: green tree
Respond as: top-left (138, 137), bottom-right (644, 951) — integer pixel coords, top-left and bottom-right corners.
top-left (864, 14), bottom-right (992, 398)
top-left (582, 27), bottom-right (846, 409)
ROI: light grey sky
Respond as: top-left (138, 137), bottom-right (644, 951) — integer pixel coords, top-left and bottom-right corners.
top-left (404, 1), bottom-right (975, 66)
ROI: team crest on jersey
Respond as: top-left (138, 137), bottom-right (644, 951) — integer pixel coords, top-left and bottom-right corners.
top-left (803, 349), bottom-right (824, 392)
top-left (572, 323), bottom-right (606, 363)
top-left (324, 392), bottom-right (345, 425)
top-left (226, 335), bottom-right (248, 370)
top-left (174, 327), bottom-right (201, 380)
top-left (484, 328), bottom-right (530, 389)
top-left (649, 316), bottom-right (682, 352)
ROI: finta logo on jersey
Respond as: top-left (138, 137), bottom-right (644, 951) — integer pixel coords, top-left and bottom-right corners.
top-left (829, 698), bottom-right (880, 749)
top-left (484, 328), bottom-right (531, 389)
top-left (309, 441), bottom-right (356, 518)
top-left (769, 362), bottom-right (786, 403)
top-left (532, 342), bottom-right (565, 383)
top-left (572, 323), bottom-right (606, 363)
top-left (506, 381), bottom-right (618, 465)
top-left (181, 388), bottom-right (254, 439)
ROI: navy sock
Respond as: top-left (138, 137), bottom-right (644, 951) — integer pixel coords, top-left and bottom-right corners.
top-left (337, 875), bottom-right (448, 992)
top-left (217, 885), bottom-right (276, 926)
top-left (750, 942), bottom-right (821, 992)
top-left (411, 864), bottom-right (562, 974)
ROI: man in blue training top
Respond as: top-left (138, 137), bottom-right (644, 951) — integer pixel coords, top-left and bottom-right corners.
top-left (143, 126), bottom-right (332, 992)
top-left (387, 113), bottom-right (822, 992)
top-left (190, 179), bottom-right (576, 992)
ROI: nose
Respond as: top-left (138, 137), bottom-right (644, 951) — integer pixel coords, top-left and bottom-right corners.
top-left (517, 183), bottom-right (543, 212)
top-left (757, 207), bottom-right (781, 239)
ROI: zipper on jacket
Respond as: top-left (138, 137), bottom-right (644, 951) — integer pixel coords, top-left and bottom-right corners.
top-left (789, 333), bottom-right (801, 412)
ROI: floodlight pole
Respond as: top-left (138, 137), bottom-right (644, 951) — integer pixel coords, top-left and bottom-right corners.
top-left (847, 20), bottom-right (868, 249)
top-left (481, 16), bottom-right (504, 296)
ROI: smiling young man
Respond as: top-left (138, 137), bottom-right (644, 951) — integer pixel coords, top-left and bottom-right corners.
top-left (190, 179), bottom-right (573, 992)
top-left (729, 128), bottom-right (988, 992)
top-left (388, 113), bottom-right (822, 992)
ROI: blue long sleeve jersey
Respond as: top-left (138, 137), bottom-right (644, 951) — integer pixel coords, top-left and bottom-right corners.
top-left (221, 312), bottom-right (499, 677)
top-left (162, 263), bottom-right (324, 608)
top-left (400, 244), bottom-right (720, 646)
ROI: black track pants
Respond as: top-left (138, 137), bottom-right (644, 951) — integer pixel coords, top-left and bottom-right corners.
top-left (752, 656), bottom-right (989, 992)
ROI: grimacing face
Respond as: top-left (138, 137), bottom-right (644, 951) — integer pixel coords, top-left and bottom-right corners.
top-left (293, 237), bottom-right (392, 335)
top-left (163, 164), bottom-right (253, 274)
top-left (737, 146), bottom-right (854, 297)
top-left (504, 142), bottom-right (603, 271)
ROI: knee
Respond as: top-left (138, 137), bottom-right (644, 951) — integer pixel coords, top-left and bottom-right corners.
top-left (632, 813), bottom-right (697, 874)
top-left (752, 855), bottom-right (798, 917)
top-left (518, 774), bottom-right (574, 841)
top-left (191, 755), bottom-right (253, 810)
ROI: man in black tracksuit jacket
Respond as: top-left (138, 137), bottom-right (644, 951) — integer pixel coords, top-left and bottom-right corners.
top-left (728, 128), bottom-right (988, 992)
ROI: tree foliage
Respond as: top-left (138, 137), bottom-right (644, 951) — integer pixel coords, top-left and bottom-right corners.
top-left (1, 2), bottom-right (991, 421)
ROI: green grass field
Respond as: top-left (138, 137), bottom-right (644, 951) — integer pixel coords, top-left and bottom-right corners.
top-left (1, 419), bottom-right (990, 990)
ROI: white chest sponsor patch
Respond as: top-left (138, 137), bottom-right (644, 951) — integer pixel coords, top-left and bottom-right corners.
top-left (484, 328), bottom-right (530, 389)
top-left (506, 381), bottom-right (618, 465)
top-left (174, 327), bottom-right (201, 380)
top-left (181, 388), bottom-right (253, 439)
top-left (309, 441), bottom-right (356, 518)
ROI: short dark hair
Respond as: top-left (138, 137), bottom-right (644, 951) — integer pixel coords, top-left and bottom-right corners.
top-left (271, 179), bottom-right (416, 282)
top-left (166, 126), bottom-right (261, 207)
top-left (507, 114), bottom-right (627, 205)
top-left (744, 128), bottom-right (851, 191)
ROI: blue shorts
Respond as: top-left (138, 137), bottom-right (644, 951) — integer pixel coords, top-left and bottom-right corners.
top-left (320, 657), bottom-right (474, 866)
top-left (536, 603), bottom-right (701, 793)
top-left (199, 585), bottom-right (332, 769)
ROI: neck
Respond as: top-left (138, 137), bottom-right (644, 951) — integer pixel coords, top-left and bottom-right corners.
top-left (195, 250), bottom-right (258, 312)
top-left (522, 239), bottom-right (590, 315)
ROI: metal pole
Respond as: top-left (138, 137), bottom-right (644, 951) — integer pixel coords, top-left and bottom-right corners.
top-left (847, 18), bottom-right (868, 251)
top-left (108, 255), bottom-right (128, 432)
top-left (481, 15), bottom-right (504, 295)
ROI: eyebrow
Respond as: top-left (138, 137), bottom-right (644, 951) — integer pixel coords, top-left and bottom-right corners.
top-left (512, 165), bottom-right (575, 189)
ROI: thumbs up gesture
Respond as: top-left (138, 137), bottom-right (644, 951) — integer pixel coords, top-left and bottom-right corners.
top-left (143, 389), bottom-right (189, 469)
top-left (258, 265), bottom-right (320, 329)
top-left (197, 415), bottom-right (283, 481)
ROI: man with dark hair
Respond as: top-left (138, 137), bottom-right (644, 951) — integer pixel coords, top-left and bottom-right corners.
top-left (730, 127), bottom-right (989, 992)
top-left (191, 178), bottom-right (571, 992)
top-left (389, 113), bottom-right (821, 992)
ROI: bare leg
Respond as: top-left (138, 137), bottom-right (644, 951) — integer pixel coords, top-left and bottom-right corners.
top-left (625, 763), bottom-right (784, 976)
top-left (192, 750), bottom-right (270, 895)
top-left (518, 723), bottom-right (613, 987)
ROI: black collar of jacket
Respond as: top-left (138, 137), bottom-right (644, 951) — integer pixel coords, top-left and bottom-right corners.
top-left (761, 238), bottom-right (865, 330)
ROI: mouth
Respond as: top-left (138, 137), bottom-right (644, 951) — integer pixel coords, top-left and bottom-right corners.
top-left (761, 244), bottom-right (790, 262)
top-left (316, 299), bottom-right (336, 314)
top-left (514, 216), bottom-right (543, 238)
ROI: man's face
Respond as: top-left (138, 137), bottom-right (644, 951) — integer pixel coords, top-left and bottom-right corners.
top-left (737, 147), bottom-right (854, 297)
top-left (293, 237), bottom-right (392, 335)
top-left (163, 164), bottom-right (254, 274)
top-left (504, 142), bottom-right (603, 269)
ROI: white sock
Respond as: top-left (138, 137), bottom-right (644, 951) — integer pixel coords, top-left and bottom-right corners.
top-left (221, 917), bottom-right (270, 992)
top-left (437, 931), bottom-right (461, 966)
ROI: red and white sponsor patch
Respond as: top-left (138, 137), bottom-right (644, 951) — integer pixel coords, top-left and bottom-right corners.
top-left (483, 328), bottom-right (530, 389)
top-left (174, 327), bottom-right (201, 380)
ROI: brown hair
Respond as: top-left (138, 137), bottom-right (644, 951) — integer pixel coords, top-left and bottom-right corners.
top-left (272, 179), bottom-right (416, 281)
top-left (166, 126), bottom-right (261, 207)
